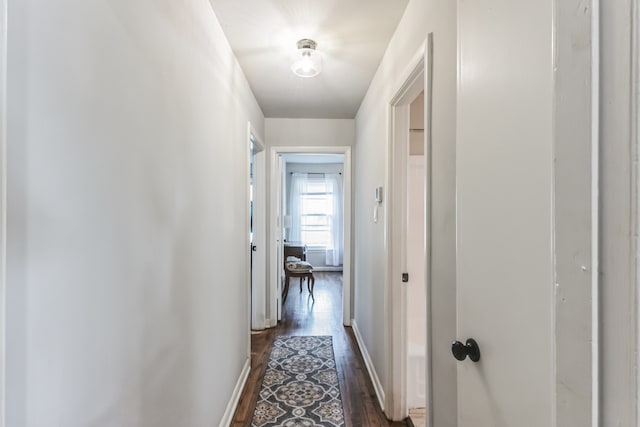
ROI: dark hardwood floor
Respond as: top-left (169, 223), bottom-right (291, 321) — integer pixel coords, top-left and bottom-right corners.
top-left (231, 271), bottom-right (407, 427)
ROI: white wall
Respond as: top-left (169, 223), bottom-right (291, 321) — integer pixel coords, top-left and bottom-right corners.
top-left (6, 0), bottom-right (263, 425)
top-left (266, 119), bottom-right (354, 148)
top-left (354, 0), bottom-right (457, 424)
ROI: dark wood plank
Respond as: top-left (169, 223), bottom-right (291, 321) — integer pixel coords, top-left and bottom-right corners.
top-left (230, 272), bottom-right (407, 427)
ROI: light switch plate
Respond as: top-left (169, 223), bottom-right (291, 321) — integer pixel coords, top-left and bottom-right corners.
top-left (375, 186), bottom-right (383, 203)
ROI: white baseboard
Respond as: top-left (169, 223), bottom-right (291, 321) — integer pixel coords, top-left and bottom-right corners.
top-left (351, 320), bottom-right (385, 411)
top-left (219, 357), bottom-right (251, 427)
top-left (251, 320), bottom-right (266, 331)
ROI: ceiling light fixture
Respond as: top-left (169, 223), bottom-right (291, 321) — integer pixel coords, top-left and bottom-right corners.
top-left (291, 39), bottom-right (322, 78)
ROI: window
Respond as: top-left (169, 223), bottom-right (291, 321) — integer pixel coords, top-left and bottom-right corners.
top-left (299, 179), bottom-right (333, 247)
top-left (289, 172), bottom-right (343, 266)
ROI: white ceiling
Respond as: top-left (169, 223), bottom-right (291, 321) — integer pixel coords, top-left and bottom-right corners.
top-left (209, 0), bottom-right (409, 119)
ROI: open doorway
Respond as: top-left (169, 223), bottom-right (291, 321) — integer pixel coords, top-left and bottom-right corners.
top-left (385, 49), bottom-right (427, 422)
top-left (406, 92), bottom-right (427, 425)
top-left (386, 34), bottom-right (457, 427)
top-left (269, 147), bottom-right (352, 327)
top-left (248, 123), bottom-right (267, 332)
top-left (280, 154), bottom-right (345, 315)
top-left (385, 36), bottom-right (453, 425)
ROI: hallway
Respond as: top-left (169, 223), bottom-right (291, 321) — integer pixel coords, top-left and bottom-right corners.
top-left (5, 0), bottom-right (639, 425)
top-left (231, 272), bottom-right (406, 427)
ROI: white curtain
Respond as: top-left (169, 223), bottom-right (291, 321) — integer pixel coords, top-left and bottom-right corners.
top-left (288, 173), bottom-right (307, 243)
top-left (325, 173), bottom-right (343, 266)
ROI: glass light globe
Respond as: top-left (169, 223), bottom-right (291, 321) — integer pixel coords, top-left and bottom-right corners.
top-left (291, 40), bottom-right (322, 78)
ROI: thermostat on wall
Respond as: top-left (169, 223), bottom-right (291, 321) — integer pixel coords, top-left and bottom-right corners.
top-left (375, 186), bottom-right (383, 203)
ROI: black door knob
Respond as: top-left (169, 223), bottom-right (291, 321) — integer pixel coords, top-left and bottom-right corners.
top-left (451, 338), bottom-right (481, 362)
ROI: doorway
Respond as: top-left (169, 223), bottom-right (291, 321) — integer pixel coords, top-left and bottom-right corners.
top-left (279, 154), bottom-right (345, 333)
top-left (406, 92), bottom-right (426, 424)
top-left (269, 147), bottom-right (352, 327)
top-left (386, 36), bottom-right (458, 425)
top-left (385, 44), bottom-right (427, 422)
top-left (248, 123), bottom-right (267, 332)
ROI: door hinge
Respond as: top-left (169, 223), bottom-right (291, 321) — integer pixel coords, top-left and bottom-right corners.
top-left (402, 273), bottom-right (409, 283)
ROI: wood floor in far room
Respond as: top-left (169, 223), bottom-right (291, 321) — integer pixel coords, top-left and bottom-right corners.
top-left (230, 271), bottom-right (407, 427)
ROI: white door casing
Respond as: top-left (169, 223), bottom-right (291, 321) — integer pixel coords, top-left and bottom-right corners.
top-left (385, 39), bottom-right (432, 422)
top-left (599, 0), bottom-right (640, 425)
top-left (0, 0), bottom-right (6, 424)
top-left (634, 0), bottom-right (640, 421)
top-left (553, 0), bottom-right (599, 424)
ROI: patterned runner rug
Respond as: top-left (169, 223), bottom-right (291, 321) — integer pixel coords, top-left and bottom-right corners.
top-left (251, 336), bottom-right (345, 427)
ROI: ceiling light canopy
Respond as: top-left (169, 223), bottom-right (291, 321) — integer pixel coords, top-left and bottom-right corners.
top-left (291, 39), bottom-right (323, 78)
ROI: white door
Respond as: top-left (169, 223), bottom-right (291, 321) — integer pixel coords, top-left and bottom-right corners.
top-left (456, 1), bottom-right (593, 426)
top-left (271, 154), bottom-right (285, 322)
top-left (250, 135), bottom-right (266, 330)
top-left (456, 0), bottom-right (597, 425)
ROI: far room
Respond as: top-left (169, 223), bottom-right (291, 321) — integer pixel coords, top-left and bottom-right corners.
top-left (281, 153), bottom-right (345, 315)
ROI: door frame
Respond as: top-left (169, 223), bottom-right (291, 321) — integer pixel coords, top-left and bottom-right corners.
top-left (269, 146), bottom-right (352, 327)
top-left (553, 0), bottom-right (600, 424)
top-left (632, 0), bottom-right (640, 421)
top-left (0, 0), bottom-right (7, 424)
top-left (633, 0), bottom-right (640, 421)
top-left (248, 122), bottom-right (267, 331)
top-left (385, 38), bottom-right (432, 422)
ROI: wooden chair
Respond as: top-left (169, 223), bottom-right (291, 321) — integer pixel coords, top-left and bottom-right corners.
top-left (283, 267), bottom-right (315, 303)
top-left (282, 243), bottom-right (315, 303)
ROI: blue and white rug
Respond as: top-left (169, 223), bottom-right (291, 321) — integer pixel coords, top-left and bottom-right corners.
top-left (251, 336), bottom-right (345, 427)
